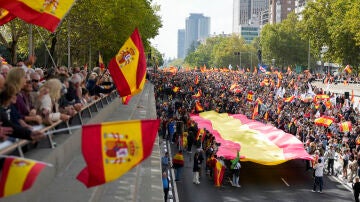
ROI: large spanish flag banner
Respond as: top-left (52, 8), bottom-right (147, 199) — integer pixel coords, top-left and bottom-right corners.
top-left (214, 160), bottom-right (225, 187)
top-left (190, 111), bottom-right (312, 165)
top-left (0, 8), bottom-right (15, 25)
top-left (0, 0), bottom-right (75, 32)
top-left (77, 119), bottom-right (160, 188)
top-left (0, 156), bottom-right (47, 197)
top-left (108, 28), bottom-right (146, 97)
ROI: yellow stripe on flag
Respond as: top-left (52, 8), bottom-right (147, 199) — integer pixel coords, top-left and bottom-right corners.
top-left (101, 121), bottom-right (143, 182)
top-left (199, 111), bottom-right (285, 165)
top-left (17, 0), bottom-right (74, 19)
top-left (4, 160), bottom-right (37, 196)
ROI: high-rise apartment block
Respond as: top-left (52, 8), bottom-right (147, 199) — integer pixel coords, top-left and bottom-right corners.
top-left (269, 0), bottom-right (295, 24)
top-left (177, 29), bottom-right (185, 59)
top-left (184, 13), bottom-right (210, 56)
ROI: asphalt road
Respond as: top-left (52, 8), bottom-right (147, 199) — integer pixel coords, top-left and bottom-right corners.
top-left (173, 147), bottom-right (354, 202)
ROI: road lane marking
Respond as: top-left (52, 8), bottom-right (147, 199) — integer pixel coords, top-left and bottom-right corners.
top-left (281, 178), bottom-right (290, 187)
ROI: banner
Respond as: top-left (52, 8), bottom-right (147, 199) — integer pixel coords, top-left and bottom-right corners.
top-left (77, 119), bottom-right (160, 188)
top-left (108, 28), bottom-right (146, 97)
top-left (190, 111), bottom-right (313, 165)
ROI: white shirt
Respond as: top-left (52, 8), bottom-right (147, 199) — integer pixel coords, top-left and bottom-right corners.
top-left (314, 162), bottom-right (324, 177)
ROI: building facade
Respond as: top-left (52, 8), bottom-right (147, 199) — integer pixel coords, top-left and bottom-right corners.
top-left (232, 0), bottom-right (269, 33)
top-left (184, 13), bottom-right (210, 56)
top-left (177, 29), bottom-right (185, 59)
top-left (269, 0), bottom-right (295, 24)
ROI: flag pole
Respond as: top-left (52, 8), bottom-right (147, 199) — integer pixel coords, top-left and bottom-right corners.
top-left (0, 155), bottom-right (53, 167)
top-left (44, 125), bottom-right (82, 136)
top-left (35, 27), bottom-right (57, 68)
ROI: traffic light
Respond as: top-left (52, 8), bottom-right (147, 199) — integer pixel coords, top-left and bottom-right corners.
top-left (257, 50), bottom-right (262, 63)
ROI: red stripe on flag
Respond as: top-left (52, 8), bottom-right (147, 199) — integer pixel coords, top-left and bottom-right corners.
top-left (77, 124), bottom-right (105, 187)
top-left (131, 28), bottom-right (146, 89)
top-left (22, 162), bottom-right (46, 191)
top-left (108, 58), bottom-right (132, 97)
top-left (0, 158), bottom-right (14, 197)
top-left (140, 120), bottom-right (160, 159)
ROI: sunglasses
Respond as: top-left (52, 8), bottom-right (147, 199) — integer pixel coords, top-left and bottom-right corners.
top-left (32, 79), bottom-right (39, 83)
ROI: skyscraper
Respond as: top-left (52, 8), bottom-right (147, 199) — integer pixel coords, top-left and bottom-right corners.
top-left (232, 0), bottom-right (269, 33)
top-left (184, 13), bottom-right (210, 56)
top-left (177, 29), bottom-right (185, 59)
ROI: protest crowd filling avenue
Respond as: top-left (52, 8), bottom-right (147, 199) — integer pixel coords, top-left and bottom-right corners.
top-left (153, 67), bottom-right (360, 190)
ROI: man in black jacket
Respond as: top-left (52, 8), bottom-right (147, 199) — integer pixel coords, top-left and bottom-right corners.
top-left (353, 177), bottom-right (360, 202)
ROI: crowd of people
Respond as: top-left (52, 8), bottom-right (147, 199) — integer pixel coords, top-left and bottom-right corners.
top-left (154, 68), bottom-right (360, 199)
top-left (0, 60), bottom-right (115, 145)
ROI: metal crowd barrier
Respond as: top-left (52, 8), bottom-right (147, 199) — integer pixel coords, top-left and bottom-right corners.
top-left (0, 91), bottom-right (118, 157)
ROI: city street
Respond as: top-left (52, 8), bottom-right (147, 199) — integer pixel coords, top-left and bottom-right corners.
top-left (172, 146), bottom-right (354, 202)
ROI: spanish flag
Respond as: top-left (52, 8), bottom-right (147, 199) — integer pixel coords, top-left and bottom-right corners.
top-left (191, 111), bottom-right (313, 165)
top-left (339, 121), bottom-right (352, 133)
top-left (283, 96), bottom-right (295, 103)
top-left (0, 8), bottom-right (15, 25)
top-left (247, 91), bottom-right (253, 102)
top-left (195, 101), bottom-right (204, 112)
top-left (0, 156), bottom-right (48, 197)
top-left (314, 94), bottom-right (330, 103)
top-left (252, 102), bottom-right (259, 120)
top-left (172, 86), bottom-right (179, 93)
top-left (214, 160), bottom-right (225, 187)
top-left (344, 65), bottom-right (352, 74)
top-left (314, 116), bottom-right (334, 127)
top-left (108, 28), bottom-right (146, 97)
top-left (99, 52), bottom-right (105, 72)
top-left (195, 75), bottom-right (199, 85)
top-left (192, 90), bottom-right (202, 98)
top-left (77, 119), bottom-right (160, 188)
top-left (0, 0), bottom-right (75, 32)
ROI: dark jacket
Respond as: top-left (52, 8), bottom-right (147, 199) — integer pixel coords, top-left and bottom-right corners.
top-left (0, 107), bottom-right (32, 140)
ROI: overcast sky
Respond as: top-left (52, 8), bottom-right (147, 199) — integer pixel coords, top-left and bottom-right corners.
top-left (151, 0), bottom-right (233, 59)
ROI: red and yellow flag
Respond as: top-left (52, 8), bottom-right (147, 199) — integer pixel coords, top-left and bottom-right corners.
top-left (195, 101), bottom-right (204, 112)
top-left (99, 53), bottom-right (105, 72)
top-left (252, 102), bottom-right (259, 120)
top-left (247, 91), bottom-right (253, 102)
top-left (339, 121), bottom-right (352, 133)
top-left (0, 8), bottom-right (15, 25)
top-left (0, 157), bottom-right (47, 197)
top-left (195, 75), bottom-right (199, 85)
top-left (314, 94), bottom-right (330, 103)
top-left (192, 90), bottom-right (202, 98)
top-left (0, 0), bottom-right (75, 32)
top-left (344, 65), bottom-right (352, 74)
top-left (172, 86), bottom-right (179, 93)
top-left (314, 116), bottom-right (334, 127)
top-left (108, 28), bottom-right (146, 97)
top-left (283, 96), bottom-right (295, 103)
top-left (191, 111), bottom-right (313, 165)
top-left (77, 119), bottom-right (160, 188)
top-left (214, 160), bottom-right (225, 187)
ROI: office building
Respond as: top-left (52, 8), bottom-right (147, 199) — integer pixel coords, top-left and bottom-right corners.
top-left (177, 29), bottom-right (185, 59)
top-left (232, 0), bottom-right (269, 33)
top-left (184, 13), bottom-right (210, 56)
